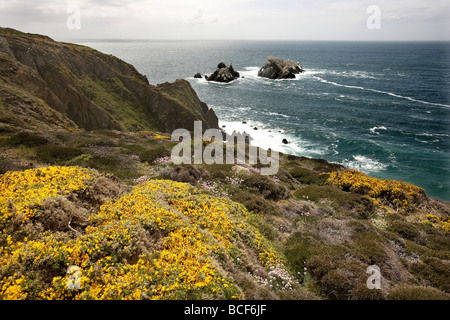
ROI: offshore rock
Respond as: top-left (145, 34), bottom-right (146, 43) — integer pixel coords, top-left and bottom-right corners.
top-left (206, 62), bottom-right (240, 83)
top-left (258, 56), bottom-right (304, 80)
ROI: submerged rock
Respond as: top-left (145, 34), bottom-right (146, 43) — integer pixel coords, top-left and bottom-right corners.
top-left (206, 62), bottom-right (240, 83)
top-left (258, 56), bottom-right (304, 80)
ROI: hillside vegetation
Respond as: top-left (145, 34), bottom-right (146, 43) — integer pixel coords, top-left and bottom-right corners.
top-left (0, 28), bottom-right (448, 300)
top-left (0, 125), bottom-right (448, 300)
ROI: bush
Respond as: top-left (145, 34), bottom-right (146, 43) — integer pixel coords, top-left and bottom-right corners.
top-left (410, 257), bottom-right (450, 293)
top-left (327, 169), bottom-right (426, 210)
top-left (352, 236), bottom-right (389, 266)
top-left (203, 164), bottom-right (233, 180)
top-left (140, 145), bottom-right (170, 163)
top-left (0, 158), bottom-right (18, 174)
top-left (317, 258), bottom-right (369, 300)
top-left (350, 284), bottom-right (385, 300)
top-left (293, 185), bottom-right (374, 217)
top-left (35, 145), bottom-right (83, 164)
top-left (0, 132), bottom-right (48, 148)
top-left (284, 233), bottom-right (316, 275)
top-left (388, 221), bottom-right (424, 244)
top-left (242, 174), bottom-right (288, 200)
top-left (169, 165), bottom-right (204, 185)
top-left (288, 166), bottom-right (328, 185)
top-left (302, 244), bottom-right (374, 300)
top-left (388, 284), bottom-right (450, 300)
top-left (231, 192), bottom-right (280, 216)
top-left (86, 154), bottom-right (122, 170)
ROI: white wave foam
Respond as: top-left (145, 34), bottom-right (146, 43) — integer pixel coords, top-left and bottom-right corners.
top-left (342, 155), bottom-right (388, 173)
top-left (238, 66), bottom-right (261, 80)
top-left (416, 132), bottom-right (449, 137)
top-left (219, 120), bottom-right (326, 157)
top-left (370, 126), bottom-right (387, 134)
top-left (415, 138), bottom-right (440, 144)
top-left (263, 111), bottom-right (291, 119)
top-left (328, 70), bottom-right (378, 79)
top-left (313, 76), bottom-right (450, 109)
top-left (189, 75), bottom-right (236, 86)
top-left (303, 69), bottom-right (327, 76)
top-left (237, 66), bottom-right (307, 82)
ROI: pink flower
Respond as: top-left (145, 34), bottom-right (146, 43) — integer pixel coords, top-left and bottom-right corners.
top-left (154, 156), bottom-right (172, 165)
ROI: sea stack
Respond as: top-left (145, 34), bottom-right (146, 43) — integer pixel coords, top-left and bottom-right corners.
top-left (258, 56), bottom-right (304, 80)
top-left (206, 62), bottom-right (240, 83)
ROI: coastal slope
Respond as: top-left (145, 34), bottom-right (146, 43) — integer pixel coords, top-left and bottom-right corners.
top-left (0, 29), bottom-right (448, 301)
top-left (0, 27), bottom-right (218, 133)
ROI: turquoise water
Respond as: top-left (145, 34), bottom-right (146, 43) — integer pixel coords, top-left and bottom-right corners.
top-left (72, 40), bottom-right (450, 201)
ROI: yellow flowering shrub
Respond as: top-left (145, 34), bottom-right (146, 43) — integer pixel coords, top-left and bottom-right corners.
top-left (0, 168), bottom-right (283, 300)
top-left (0, 166), bottom-right (93, 225)
top-left (327, 169), bottom-right (426, 211)
top-left (425, 215), bottom-right (450, 233)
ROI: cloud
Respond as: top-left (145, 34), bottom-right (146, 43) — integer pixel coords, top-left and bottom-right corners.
top-left (0, 0), bottom-right (448, 40)
top-left (187, 7), bottom-right (219, 24)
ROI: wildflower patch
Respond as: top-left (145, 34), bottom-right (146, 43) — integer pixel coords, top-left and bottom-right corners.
top-left (326, 169), bottom-right (426, 211)
top-left (0, 168), bottom-right (284, 300)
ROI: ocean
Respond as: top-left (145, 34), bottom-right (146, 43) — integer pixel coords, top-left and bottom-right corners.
top-left (69, 40), bottom-right (450, 201)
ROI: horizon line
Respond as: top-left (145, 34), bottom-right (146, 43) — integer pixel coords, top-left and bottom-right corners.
top-left (57, 38), bottom-right (450, 43)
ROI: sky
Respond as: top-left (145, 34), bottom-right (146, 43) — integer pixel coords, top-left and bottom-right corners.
top-left (0, 0), bottom-right (449, 41)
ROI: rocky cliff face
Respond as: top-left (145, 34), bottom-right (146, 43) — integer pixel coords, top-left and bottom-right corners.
top-left (0, 28), bottom-right (218, 133)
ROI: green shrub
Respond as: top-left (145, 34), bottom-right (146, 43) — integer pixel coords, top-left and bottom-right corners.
top-left (70, 136), bottom-right (117, 148)
top-left (293, 185), bottom-right (374, 217)
top-left (202, 164), bottom-right (234, 180)
top-left (388, 284), bottom-right (450, 300)
top-left (427, 234), bottom-right (450, 251)
top-left (350, 284), bottom-right (385, 300)
top-left (284, 233), bottom-right (316, 275)
top-left (288, 166), bottom-right (328, 185)
top-left (35, 145), bottom-right (83, 164)
top-left (86, 154), bottom-right (122, 170)
top-left (388, 221), bottom-right (424, 244)
top-left (0, 158), bottom-right (18, 174)
top-left (242, 174), bottom-right (288, 200)
top-left (302, 244), bottom-right (373, 300)
top-left (410, 257), bottom-right (450, 293)
top-left (1, 132), bottom-right (48, 148)
top-left (273, 168), bottom-right (297, 188)
top-left (231, 192), bottom-right (280, 216)
top-left (352, 236), bottom-right (389, 266)
top-left (140, 145), bottom-right (170, 163)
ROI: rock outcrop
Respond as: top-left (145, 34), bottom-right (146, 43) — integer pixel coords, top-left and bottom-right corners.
top-left (0, 28), bottom-right (219, 133)
top-left (206, 63), bottom-right (240, 83)
top-left (258, 56), bottom-right (304, 80)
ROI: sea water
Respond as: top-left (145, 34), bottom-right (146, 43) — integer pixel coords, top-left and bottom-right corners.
top-left (70, 40), bottom-right (450, 201)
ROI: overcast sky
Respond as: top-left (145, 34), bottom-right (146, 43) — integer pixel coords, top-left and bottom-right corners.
top-left (0, 0), bottom-right (449, 41)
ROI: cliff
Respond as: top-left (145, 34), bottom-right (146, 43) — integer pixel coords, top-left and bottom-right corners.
top-left (0, 28), bottom-right (218, 133)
